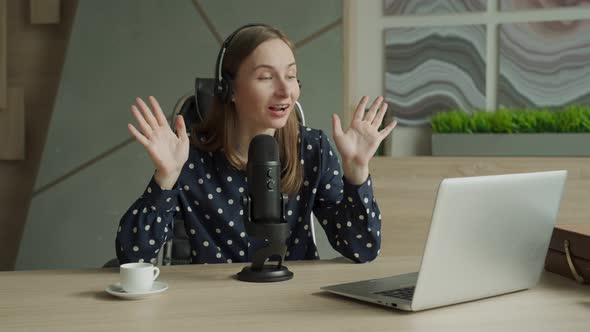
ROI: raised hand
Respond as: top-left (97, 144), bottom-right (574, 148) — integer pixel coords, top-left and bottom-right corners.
top-left (332, 96), bottom-right (397, 185)
top-left (127, 96), bottom-right (190, 189)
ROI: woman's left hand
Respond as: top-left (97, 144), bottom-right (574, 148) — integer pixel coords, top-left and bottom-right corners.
top-left (332, 96), bottom-right (397, 185)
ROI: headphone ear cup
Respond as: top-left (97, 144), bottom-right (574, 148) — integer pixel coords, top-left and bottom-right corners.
top-left (225, 79), bottom-right (234, 103)
top-left (214, 82), bottom-right (224, 102)
top-left (217, 74), bottom-right (232, 104)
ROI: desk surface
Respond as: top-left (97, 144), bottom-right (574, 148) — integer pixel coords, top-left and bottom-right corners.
top-left (1, 256), bottom-right (589, 332)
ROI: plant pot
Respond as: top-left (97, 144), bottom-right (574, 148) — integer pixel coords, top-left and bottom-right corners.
top-left (431, 133), bottom-right (590, 156)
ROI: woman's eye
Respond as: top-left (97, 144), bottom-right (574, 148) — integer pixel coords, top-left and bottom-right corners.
top-left (259, 76), bottom-right (272, 80)
top-left (287, 75), bottom-right (297, 79)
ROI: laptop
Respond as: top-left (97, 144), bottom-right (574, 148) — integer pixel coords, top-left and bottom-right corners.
top-left (321, 170), bottom-right (567, 311)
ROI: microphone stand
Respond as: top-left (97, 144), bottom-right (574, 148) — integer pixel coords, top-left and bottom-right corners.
top-left (237, 193), bottom-right (294, 282)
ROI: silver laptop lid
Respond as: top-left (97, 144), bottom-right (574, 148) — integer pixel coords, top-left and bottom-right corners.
top-left (411, 170), bottom-right (567, 311)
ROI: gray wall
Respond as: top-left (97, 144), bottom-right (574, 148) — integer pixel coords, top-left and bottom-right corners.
top-left (16, 0), bottom-right (342, 270)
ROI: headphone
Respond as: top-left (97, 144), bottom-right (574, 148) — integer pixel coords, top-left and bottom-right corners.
top-left (214, 23), bottom-right (301, 104)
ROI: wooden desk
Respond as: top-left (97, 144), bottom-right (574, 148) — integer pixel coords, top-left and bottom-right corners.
top-left (1, 256), bottom-right (589, 331)
top-left (369, 157), bottom-right (590, 257)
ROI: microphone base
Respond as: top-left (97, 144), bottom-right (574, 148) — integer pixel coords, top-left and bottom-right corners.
top-left (237, 264), bottom-right (293, 283)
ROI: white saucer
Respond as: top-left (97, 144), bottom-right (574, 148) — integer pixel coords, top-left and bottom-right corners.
top-left (105, 281), bottom-right (168, 300)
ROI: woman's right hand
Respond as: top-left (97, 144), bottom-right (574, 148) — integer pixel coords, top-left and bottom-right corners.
top-left (128, 96), bottom-right (190, 189)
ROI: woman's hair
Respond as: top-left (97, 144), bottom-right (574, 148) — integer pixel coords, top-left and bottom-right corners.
top-left (193, 25), bottom-right (302, 195)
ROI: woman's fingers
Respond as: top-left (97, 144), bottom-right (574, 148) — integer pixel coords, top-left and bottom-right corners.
top-left (135, 97), bottom-right (159, 129)
top-left (175, 115), bottom-right (189, 142)
top-left (372, 102), bottom-right (388, 128)
top-left (148, 96), bottom-right (168, 127)
top-left (353, 96), bottom-right (369, 122)
top-left (332, 113), bottom-right (344, 138)
top-left (128, 123), bottom-right (149, 146)
top-left (364, 96), bottom-right (383, 123)
top-left (353, 96), bottom-right (386, 125)
top-left (378, 119), bottom-right (398, 140)
top-left (131, 105), bottom-right (153, 137)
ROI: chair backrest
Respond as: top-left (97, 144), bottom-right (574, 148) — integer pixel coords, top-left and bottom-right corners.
top-left (161, 78), bottom-right (312, 266)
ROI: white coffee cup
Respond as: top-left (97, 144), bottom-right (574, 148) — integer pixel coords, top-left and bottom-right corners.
top-left (120, 262), bottom-right (160, 293)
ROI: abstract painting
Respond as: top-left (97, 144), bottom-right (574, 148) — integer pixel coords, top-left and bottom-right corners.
top-left (384, 25), bottom-right (486, 125)
top-left (498, 20), bottom-right (590, 108)
top-left (500, 0), bottom-right (590, 11)
top-left (383, 0), bottom-right (486, 15)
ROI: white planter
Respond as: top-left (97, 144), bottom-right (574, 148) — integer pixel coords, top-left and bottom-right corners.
top-left (432, 133), bottom-right (590, 156)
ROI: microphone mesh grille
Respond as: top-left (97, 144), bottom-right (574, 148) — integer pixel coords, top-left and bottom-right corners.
top-left (248, 135), bottom-right (280, 164)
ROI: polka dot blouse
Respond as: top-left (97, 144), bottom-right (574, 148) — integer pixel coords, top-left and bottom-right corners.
top-left (116, 126), bottom-right (382, 265)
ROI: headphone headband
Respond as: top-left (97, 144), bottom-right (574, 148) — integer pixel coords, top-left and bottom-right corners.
top-left (214, 23), bottom-right (270, 99)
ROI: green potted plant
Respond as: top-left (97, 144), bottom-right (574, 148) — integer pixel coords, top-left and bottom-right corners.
top-left (430, 105), bottom-right (590, 156)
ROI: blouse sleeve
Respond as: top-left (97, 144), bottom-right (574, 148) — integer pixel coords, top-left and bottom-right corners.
top-left (311, 131), bottom-right (382, 263)
top-left (115, 175), bottom-right (183, 264)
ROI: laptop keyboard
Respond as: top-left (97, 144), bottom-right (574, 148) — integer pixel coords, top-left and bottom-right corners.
top-left (374, 286), bottom-right (415, 300)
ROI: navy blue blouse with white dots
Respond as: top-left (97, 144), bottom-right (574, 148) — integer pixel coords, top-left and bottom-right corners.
top-left (116, 126), bottom-right (382, 265)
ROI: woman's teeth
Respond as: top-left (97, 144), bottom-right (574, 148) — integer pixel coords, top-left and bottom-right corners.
top-left (270, 105), bottom-right (288, 112)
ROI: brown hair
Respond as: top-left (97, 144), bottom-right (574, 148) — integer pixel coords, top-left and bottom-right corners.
top-left (192, 25), bottom-right (302, 195)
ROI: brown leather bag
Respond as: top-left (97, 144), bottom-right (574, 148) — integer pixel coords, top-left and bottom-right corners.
top-left (544, 224), bottom-right (590, 284)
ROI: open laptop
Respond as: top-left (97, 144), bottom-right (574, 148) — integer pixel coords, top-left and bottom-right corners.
top-left (321, 170), bottom-right (567, 311)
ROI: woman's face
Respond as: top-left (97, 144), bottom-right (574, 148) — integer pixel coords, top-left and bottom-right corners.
top-left (232, 38), bottom-right (300, 135)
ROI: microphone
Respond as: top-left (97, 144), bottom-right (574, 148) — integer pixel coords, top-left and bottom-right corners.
top-left (237, 134), bottom-right (293, 282)
top-left (247, 135), bottom-right (282, 224)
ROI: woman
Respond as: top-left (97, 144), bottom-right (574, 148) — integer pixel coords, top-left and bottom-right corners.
top-left (116, 24), bottom-right (397, 265)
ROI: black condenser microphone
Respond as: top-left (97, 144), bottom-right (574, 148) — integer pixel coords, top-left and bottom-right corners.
top-left (237, 134), bottom-right (292, 282)
top-left (247, 135), bottom-right (282, 224)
